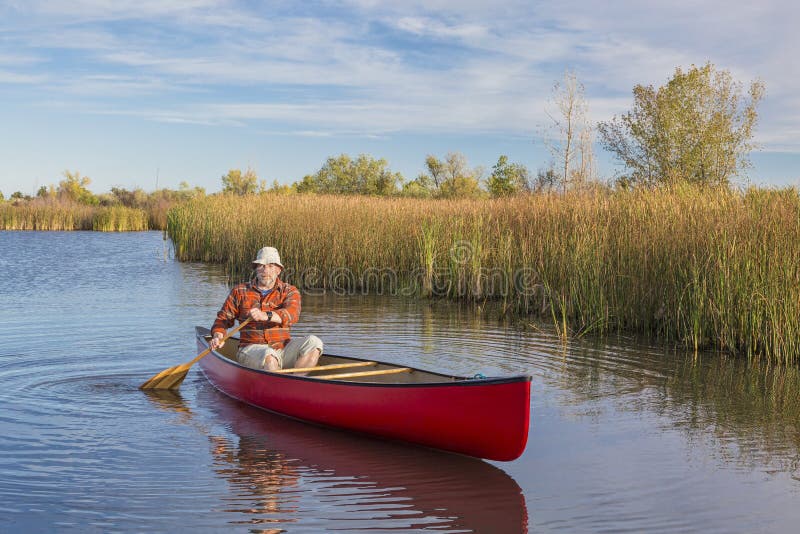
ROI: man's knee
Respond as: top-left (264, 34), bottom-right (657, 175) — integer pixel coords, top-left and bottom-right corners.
top-left (304, 335), bottom-right (323, 356)
top-left (264, 353), bottom-right (281, 371)
top-left (294, 336), bottom-right (323, 369)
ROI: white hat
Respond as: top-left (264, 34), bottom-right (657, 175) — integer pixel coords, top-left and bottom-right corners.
top-left (252, 247), bottom-right (284, 269)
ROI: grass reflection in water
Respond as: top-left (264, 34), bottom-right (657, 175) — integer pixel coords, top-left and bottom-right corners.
top-left (547, 338), bottom-right (800, 476)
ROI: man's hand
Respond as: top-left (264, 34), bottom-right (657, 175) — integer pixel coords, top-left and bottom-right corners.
top-left (248, 308), bottom-right (272, 322)
top-left (210, 332), bottom-right (225, 350)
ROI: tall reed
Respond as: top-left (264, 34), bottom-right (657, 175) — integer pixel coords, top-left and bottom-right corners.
top-left (166, 186), bottom-right (800, 363)
top-left (1, 201), bottom-right (150, 231)
top-left (0, 201), bottom-right (95, 230)
top-left (92, 206), bottom-right (150, 231)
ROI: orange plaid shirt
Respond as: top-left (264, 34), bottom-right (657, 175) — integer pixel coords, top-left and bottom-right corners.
top-left (211, 278), bottom-right (301, 349)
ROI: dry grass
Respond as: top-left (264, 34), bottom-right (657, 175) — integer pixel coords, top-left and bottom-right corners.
top-left (167, 186), bottom-right (800, 363)
top-left (0, 201), bottom-right (149, 231)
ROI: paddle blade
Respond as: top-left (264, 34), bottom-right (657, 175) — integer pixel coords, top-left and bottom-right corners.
top-left (139, 363), bottom-right (190, 390)
top-left (140, 319), bottom-right (250, 391)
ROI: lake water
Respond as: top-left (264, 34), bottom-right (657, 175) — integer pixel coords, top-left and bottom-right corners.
top-left (1, 230), bottom-right (800, 532)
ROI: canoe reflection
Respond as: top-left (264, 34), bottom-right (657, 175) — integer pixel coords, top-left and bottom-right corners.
top-left (149, 386), bottom-right (528, 532)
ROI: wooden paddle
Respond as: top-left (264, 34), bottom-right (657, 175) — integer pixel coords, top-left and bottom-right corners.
top-left (139, 318), bottom-right (251, 390)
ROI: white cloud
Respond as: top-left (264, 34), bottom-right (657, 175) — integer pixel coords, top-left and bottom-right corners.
top-left (395, 16), bottom-right (488, 39)
top-left (20, 0), bottom-right (226, 19)
top-left (0, 69), bottom-right (46, 83)
top-left (0, 52), bottom-right (44, 65)
top-left (3, 0), bottom-right (800, 154)
top-left (57, 74), bottom-right (175, 96)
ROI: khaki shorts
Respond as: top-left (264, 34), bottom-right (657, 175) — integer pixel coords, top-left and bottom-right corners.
top-left (237, 335), bottom-right (323, 370)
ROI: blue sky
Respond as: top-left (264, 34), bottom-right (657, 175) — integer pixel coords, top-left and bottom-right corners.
top-left (1, 0), bottom-right (799, 195)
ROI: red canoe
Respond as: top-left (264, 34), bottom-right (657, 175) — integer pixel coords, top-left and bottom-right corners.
top-left (196, 326), bottom-right (532, 461)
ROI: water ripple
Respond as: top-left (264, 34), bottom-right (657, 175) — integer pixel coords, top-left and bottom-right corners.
top-left (2, 231), bottom-right (800, 532)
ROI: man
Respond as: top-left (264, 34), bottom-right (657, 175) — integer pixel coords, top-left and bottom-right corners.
top-left (210, 246), bottom-right (323, 371)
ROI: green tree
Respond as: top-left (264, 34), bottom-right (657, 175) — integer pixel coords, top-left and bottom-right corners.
top-left (58, 171), bottom-right (98, 204)
top-left (222, 168), bottom-right (260, 195)
top-left (401, 174), bottom-right (435, 198)
top-left (267, 179), bottom-right (293, 195)
top-left (0, 191), bottom-right (4, 201)
top-left (531, 167), bottom-right (559, 193)
top-left (421, 152), bottom-right (483, 198)
top-left (96, 192), bottom-right (117, 206)
top-left (111, 187), bottom-right (148, 207)
top-left (298, 154), bottom-right (402, 196)
top-left (293, 174), bottom-right (318, 194)
top-left (178, 181), bottom-right (206, 200)
top-left (598, 62), bottom-right (765, 186)
top-left (424, 155), bottom-right (446, 188)
top-left (439, 175), bottom-right (483, 198)
top-left (487, 155), bottom-right (530, 197)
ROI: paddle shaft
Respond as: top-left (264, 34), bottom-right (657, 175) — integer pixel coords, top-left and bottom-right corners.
top-left (198, 317), bottom-right (252, 364)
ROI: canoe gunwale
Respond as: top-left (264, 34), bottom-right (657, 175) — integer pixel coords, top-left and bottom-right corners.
top-left (195, 326), bottom-right (532, 388)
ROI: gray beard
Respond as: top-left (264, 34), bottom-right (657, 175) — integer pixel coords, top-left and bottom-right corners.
top-left (256, 275), bottom-right (275, 289)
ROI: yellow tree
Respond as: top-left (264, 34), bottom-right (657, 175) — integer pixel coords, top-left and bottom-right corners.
top-left (58, 170), bottom-right (98, 204)
top-left (422, 152), bottom-right (483, 198)
top-left (598, 62), bottom-right (765, 186)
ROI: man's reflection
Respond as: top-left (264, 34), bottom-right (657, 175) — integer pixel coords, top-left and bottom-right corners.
top-left (146, 386), bottom-right (528, 532)
top-left (209, 435), bottom-right (299, 518)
